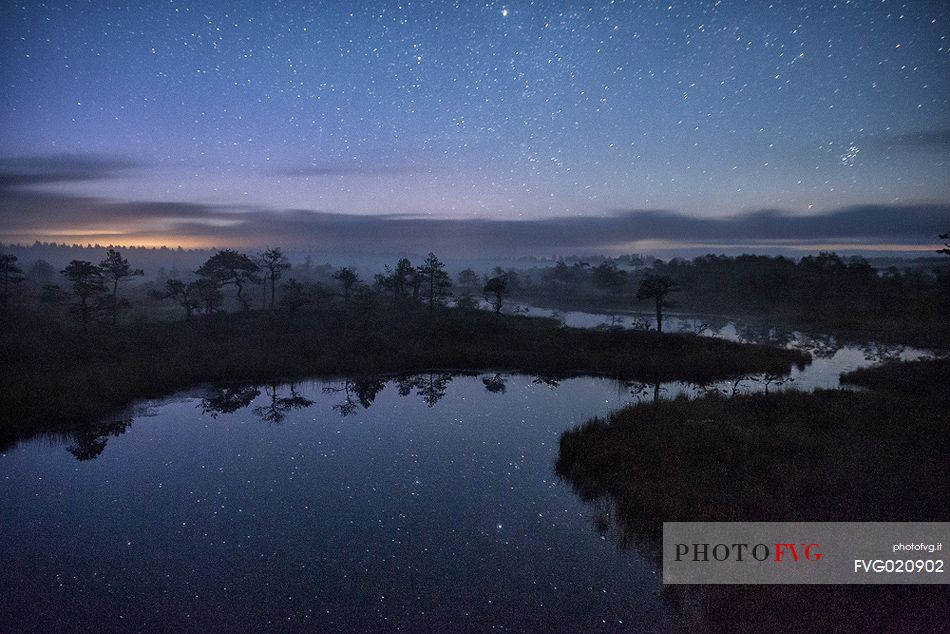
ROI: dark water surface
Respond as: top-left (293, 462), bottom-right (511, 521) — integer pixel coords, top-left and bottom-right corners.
top-left (1, 375), bottom-right (668, 633)
top-left (1, 311), bottom-right (938, 632)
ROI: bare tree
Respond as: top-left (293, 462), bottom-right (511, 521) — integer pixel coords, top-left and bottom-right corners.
top-left (483, 274), bottom-right (507, 315)
top-left (99, 249), bottom-right (143, 324)
top-left (417, 252), bottom-right (452, 312)
top-left (0, 253), bottom-right (25, 308)
top-left (375, 258), bottom-right (415, 308)
top-left (332, 267), bottom-right (360, 312)
top-left (150, 279), bottom-right (199, 319)
top-left (636, 274), bottom-right (680, 334)
top-left (196, 249), bottom-right (261, 311)
top-left (259, 247), bottom-right (291, 311)
top-left (62, 260), bottom-right (107, 331)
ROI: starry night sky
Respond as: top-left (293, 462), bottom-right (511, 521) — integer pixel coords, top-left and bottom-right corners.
top-left (1, 0), bottom-right (948, 253)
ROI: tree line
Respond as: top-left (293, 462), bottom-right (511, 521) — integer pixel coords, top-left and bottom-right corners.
top-left (2, 248), bottom-right (143, 329)
top-left (0, 247), bottom-right (529, 330)
top-left (2, 236), bottom-right (948, 334)
top-left (506, 245), bottom-right (950, 325)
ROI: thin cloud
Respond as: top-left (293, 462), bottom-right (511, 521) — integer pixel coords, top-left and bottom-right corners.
top-left (2, 184), bottom-right (946, 255)
top-left (0, 154), bottom-right (140, 190)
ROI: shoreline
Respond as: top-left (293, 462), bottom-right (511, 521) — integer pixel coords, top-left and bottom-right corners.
top-left (0, 306), bottom-right (809, 451)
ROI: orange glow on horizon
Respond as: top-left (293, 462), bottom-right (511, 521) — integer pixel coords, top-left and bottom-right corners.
top-left (19, 232), bottom-right (225, 250)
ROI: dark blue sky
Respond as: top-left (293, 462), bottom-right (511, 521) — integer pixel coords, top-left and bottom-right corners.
top-left (0, 0), bottom-right (948, 252)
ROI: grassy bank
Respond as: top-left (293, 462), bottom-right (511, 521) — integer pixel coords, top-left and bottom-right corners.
top-left (0, 305), bottom-right (807, 450)
top-left (841, 357), bottom-right (950, 393)
top-left (556, 389), bottom-right (947, 527)
top-left (554, 364), bottom-right (948, 632)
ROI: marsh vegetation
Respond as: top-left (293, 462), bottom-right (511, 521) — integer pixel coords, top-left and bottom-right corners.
top-left (555, 355), bottom-right (949, 632)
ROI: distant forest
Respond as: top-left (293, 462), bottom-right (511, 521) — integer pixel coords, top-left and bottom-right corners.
top-left (2, 239), bottom-right (948, 347)
top-left (0, 241), bottom-right (646, 276)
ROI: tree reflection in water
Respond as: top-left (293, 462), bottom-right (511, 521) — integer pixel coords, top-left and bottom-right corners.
top-left (623, 380), bottom-right (663, 403)
top-left (325, 383), bottom-right (360, 416)
top-left (395, 372), bottom-right (454, 408)
top-left (254, 383), bottom-right (315, 424)
top-left (352, 377), bottom-right (387, 408)
top-left (531, 374), bottom-right (561, 388)
top-left (791, 332), bottom-right (842, 359)
top-left (66, 417), bottom-right (133, 461)
top-left (736, 322), bottom-right (795, 348)
top-left (860, 340), bottom-right (906, 363)
top-left (481, 373), bottom-right (508, 394)
top-left (199, 385), bottom-right (261, 417)
top-left (322, 377), bottom-right (387, 416)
